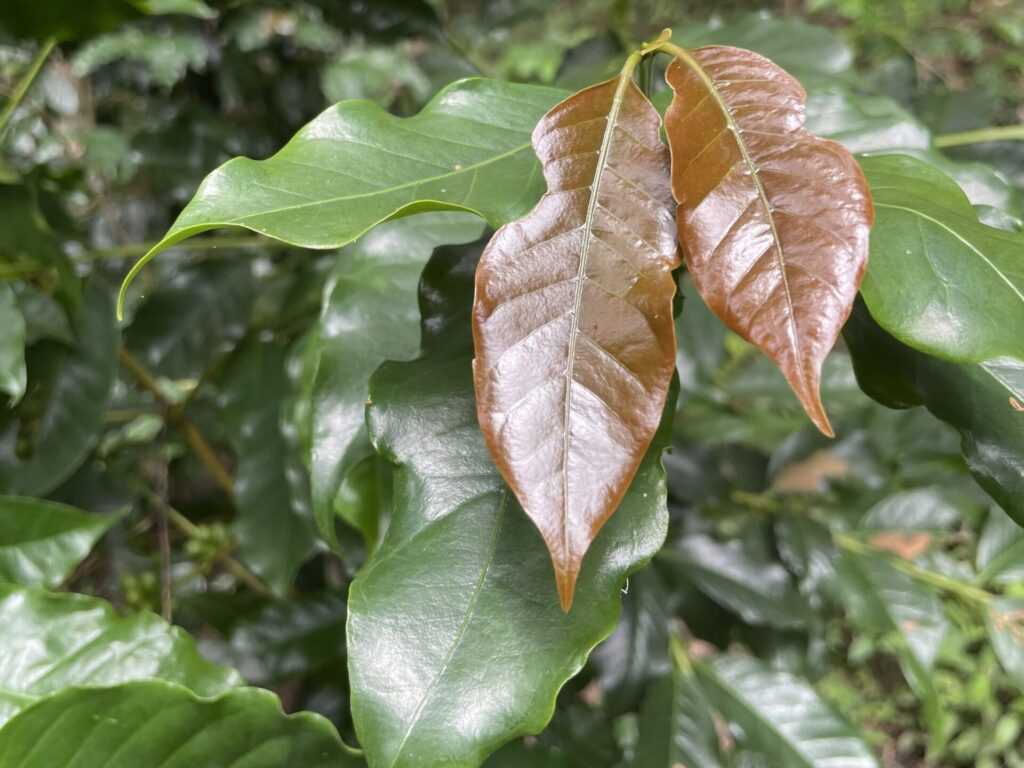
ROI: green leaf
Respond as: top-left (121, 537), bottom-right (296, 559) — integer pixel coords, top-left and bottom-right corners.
top-left (976, 508), bottom-right (1024, 585)
top-left (590, 567), bottom-right (670, 715)
top-left (985, 597), bottom-right (1024, 692)
top-left (0, 185), bottom-right (79, 313)
top-left (672, 13), bottom-right (854, 75)
top-left (834, 545), bottom-right (947, 672)
top-left (308, 213), bottom-right (483, 549)
top-left (695, 654), bottom-right (879, 768)
top-left (659, 531), bottom-right (808, 629)
top-left (0, 0), bottom-right (214, 41)
top-left (0, 285), bottom-right (26, 405)
top-left (832, 538), bottom-right (948, 742)
top-left (859, 487), bottom-right (964, 532)
top-left (347, 242), bottom-right (674, 767)
top-left (0, 280), bottom-right (119, 497)
top-left (217, 337), bottom-right (317, 595)
top-left (0, 585), bottom-right (239, 726)
top-left (859, 154), bottom-right (1024, 363)
top-left (845, 299), bottom-right (1024, 525)
top-left (13, 284), bottom-right (73, 346)
top-left (633, 665), bottom-right (727, 768)
top-left (201, 592), bottom-right (345, 687)
top-left (118, 79), bottom-right (567, 316)
top-left (805, 86), bottom-right (931, 153)
top-left (0, 681), bottom-right (360, 768)
top-left (125, 260), bottom-right (252, 380)
top-left (0, 496), bottom-right (120, 588)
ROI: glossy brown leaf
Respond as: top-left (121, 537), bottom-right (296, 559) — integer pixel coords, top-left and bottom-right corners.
top-left (472, 71), bottom-right (679, 611)
top-left (664, 45), bottom-right (873, 436)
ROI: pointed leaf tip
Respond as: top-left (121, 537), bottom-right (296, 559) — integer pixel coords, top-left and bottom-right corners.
top-left (664, 46), bottom-right (872, 435)
top-left (473, 72), bottom-right (679, 604)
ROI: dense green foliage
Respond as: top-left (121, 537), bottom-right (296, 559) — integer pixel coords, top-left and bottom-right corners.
top-left (0, 2), bottom-right (1022, 767)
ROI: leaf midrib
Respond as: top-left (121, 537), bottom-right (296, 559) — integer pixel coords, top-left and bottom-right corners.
top-left (874, 202), bottom-right (1024, 306)
top-left (387, 489), bottom-right (509, 766)
top-left (672, 51), bottom-right (803, 377)
top-left (219, 141), bottom-right (533, 227)
top-left (698, 662), bottom-right (843, 768)
top-left (560, 76), bottom-right (633, 573)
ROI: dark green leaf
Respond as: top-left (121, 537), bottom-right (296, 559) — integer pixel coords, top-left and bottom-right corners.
top-left (0, 0), bottom-right (213, 42)
top-left (201, 592), bottom-right (345, 687)
top-left (659, 531), bottom-right (808, 629)
top-left (0, 496), bottom-right (120, 587)
top-left (0, 681), bottom-right (360, 768)
top-left (12, 283), bottom-right (73, 346)
top-left (0, 285), bottom-right (26, 404)
top-left (590, 567), bottom-right (670, 715)
top-left (859, 155), bottom-right (1024, 363)
top-left (845, 299), bottom-right (1024, 525)
top-left (859, 488), bottom-right (964, 532)
top-left (125, 260), bottom-right (252, 381)
top-left (309, 213), bottom-right (483, 548)
top-left (119, 79), bottom-right (568, 314)
top-left (0, 585), bottom-right (239, 726)
top-left (217, 337), bottom-right (317, 595)
top-left (0, 280), bottom-right (119, 497)
top-left (673, 13), bottom-right (854, 75)
top-left (633, 664), bottom-right (727, 768)
top-left (347, 242), bottom-right (674, 767)
top-left (695, 654), bottom-right (879, 768)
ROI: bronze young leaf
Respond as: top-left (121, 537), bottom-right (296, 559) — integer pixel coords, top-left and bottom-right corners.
top-left (663, 45), bottom-right (873, 436)
top-left (472, 58), bottom-right (679, 611)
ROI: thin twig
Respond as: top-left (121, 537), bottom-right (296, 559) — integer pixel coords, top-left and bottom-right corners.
top-left (117, 347), bottom-right (235, 496)
top-left (834, 532), bottom-right (993, 605)
top-left (0, 38), bottom-right (56, 137)
top-left (130, 479), bottom-right (269, 596)
top-left (154, 460), bottom-right (173, 621)
top-left (934, 124), bottom-right (1024, 148)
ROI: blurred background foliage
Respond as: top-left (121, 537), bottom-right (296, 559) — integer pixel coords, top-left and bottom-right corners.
top-left (0, 1), bottom-right (1022, 766)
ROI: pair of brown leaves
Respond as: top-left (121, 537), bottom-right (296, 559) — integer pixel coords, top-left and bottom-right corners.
top-left (472, 43), bottom-right (874, 609)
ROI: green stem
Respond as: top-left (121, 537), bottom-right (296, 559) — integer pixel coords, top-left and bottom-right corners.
top-left (669, 633), bottom-right (695, 675)
top-left (0, 38), bottom-right (56, 138)
top-left (834, 532), bottom-right (993, 606)
top-left (934, 124), bottom-right (1024, 148)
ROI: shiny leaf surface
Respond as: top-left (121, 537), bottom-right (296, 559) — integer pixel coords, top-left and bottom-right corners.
top-left (0, 681), bottom-right (360, 768)
top-left (125, 260), bottom-right (253, 380)
top-left (845, 300), bottom-right (1024, 524)
top-left (217, 338), bottom-right (317, 595)
top-left (633, 665), bottom-right (727, 768)
top-left (0, 585), bottom-right (239, 726)
top-left (309, 213), bottom-right (483, 548)
top-left (118, 79), bottom-right (566, 314)
top-left (696, 654), bottom-right (879, 768)
top-left (0, 280), bottom-right (118, 496)
top-left (859, 155), bottom-right (1024, 363)
top-left (348, 243), bottom-right (673, 767)
top-left (664, 46), bottom-right (873, 435)
top-left (0, 496), bottom-right (120, 588)
top-left (473, 71), bottom-right (678, 609)
top-left (201, 592), bottom-right (345, 686)
top-left (660, 529), bottom-right (808, 629)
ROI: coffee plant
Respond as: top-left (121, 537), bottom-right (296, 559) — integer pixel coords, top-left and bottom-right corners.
top-left (0, 2), bottom-right (1022, 766)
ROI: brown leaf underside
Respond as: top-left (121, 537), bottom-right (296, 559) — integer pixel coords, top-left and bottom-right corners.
top-left (665, 46), bottom-right (873, 436)
top-left (472, 75), bottom-right (679, 611)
